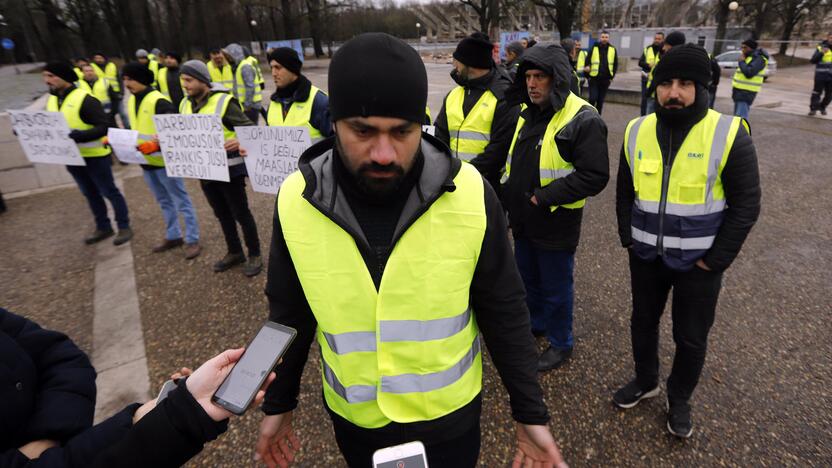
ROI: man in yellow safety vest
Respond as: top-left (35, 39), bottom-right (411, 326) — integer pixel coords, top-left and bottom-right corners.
top-left (638, 31), bottom-right (664, 115)
top-left (584, 30), bottom-right (618, 114)
top-left (255, 32), bottom-right (567, 468)
top-left (224, 43), bottom-right (263, 124)
top-left (808, 33), bottom-right (832, 116)
top-left (731, 39), bottom-right (769, 119)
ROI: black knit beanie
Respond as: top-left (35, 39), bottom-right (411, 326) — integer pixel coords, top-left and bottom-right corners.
top-left (44, 61), bottom-right (78, 84)
top-left (267, 47), bottom-right (303, 76)
top-left (121, 62), bottom-right (155, 86)
top-left (665, 31), bottom-right (686, 47)
top-left (742, 39), bottom-right (758, 49)
top-left (165, 51), bottom-right (182, 64)
top-left (328, 33), bottom-right (427, 124)
top-left (453, 32), bottom-right (494, 69)
top-left (651, 44), bottom-right (712, 90)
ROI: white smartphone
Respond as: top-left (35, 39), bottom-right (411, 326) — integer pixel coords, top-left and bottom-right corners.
top-left (372, 441), bottom-right (428, 468)
top-left (211, 321), bottom-right (297, 415)
top-left (156, 379), bottom-right (177, 404)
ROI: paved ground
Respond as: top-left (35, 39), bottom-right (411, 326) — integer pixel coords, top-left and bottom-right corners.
top-left (1, 61), bottom-right (830, 467)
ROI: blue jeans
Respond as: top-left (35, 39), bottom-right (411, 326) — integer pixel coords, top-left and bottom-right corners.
top-left (733, 100), bottom-right (751, 119)
top-left (66, 155), bottom-right (130, 231)
top-left (514, 237), bottom-right (575, 350)
top-left (142, 168), bottom-right (199, 243)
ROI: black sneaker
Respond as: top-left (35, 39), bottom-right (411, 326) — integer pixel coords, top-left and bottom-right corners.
top-left (667, 400), bottom-right (693, 438)
top-left (612, 379), bottom-right (660, 409)
top-left (85, 229), bottom-right (115, 245)
top-left (213, 253), bottom-right (246, 272)
top-left (113, 228), bottom-right (133, 246)
top-left (243, 255), bottom-right (263, 277)
top-left (808, 110), bottom-right (817, 116)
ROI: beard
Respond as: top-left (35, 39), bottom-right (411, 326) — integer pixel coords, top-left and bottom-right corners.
top-left (335, 136), bottom-right (409, 198)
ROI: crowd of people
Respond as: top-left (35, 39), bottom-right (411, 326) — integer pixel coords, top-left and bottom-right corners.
top-left (5, 28), bottom-right (773, 467)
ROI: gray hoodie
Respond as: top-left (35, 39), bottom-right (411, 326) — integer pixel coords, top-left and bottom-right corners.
top-left (225, 43), bottom-right (259, 108)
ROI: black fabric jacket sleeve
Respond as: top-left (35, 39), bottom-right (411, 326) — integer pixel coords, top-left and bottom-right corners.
top-left (154, 98), bottom-right (176, 115)
top-left (739, 53), bottom-right (766, 79)
top-left (810, 47), bottom-right (823, 64)
top-left (310, 91), bottom-right (334, 137)
top-left (433, 91), bottom-right (452, 146)
top-left (0, 310), bottom-right (96, 444)
top-left (222, 97), bottom-right (255, 130)
top-left (469, 99), bottom-right (520, 181)
top-left (616, 145), bottom-right (635, 247)
top-left (91, 380), bottom-right (227, 468)
top-left (613, 46), bottom-right (619, 77)
top-left (701, 126), bottom-right (760, 271)
top-left (71, 95), bottom-right (111, 143)
top-left (710, 59), bottom-right (722, 88)
top-left (638, 51), bottom-right (650, 73)
top-left (472, 181), bottom-right (550, 425)
top-left (533, 109), bottom-right (610, 208)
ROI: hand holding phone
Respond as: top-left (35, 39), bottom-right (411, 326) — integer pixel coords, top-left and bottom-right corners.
top-left (373, 441), bottom-right (428, 468)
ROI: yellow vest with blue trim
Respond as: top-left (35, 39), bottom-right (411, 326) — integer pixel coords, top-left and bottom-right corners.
top-left (77, 78), bottom-right (111, 113)
top-left (590, 45), bottom-right (616, 78)
top-left (732, 55), bottom-right (768, 93)
top-left (815, 45), bottom-right (832, 75)
top-left (128, 90), bottom-right (169, 167)
top-left (234, 57), bottom-right (263, 107)
top-left (46, 87), bottom-right (109, 158)
top-left (277, 162), bottom-right (486, 428)
top-left (207, 61), bottom-right (234, 90)
top-left (266, 85), bottom-right (324, 141)
top-left (91, 62), bottom-right (120, 93)
top-left (624, 110), bottom-right (743, 271)
top-left (504, 92), bottom-right (592, 211)
top-left (443, 86), bottom-right (497, 162)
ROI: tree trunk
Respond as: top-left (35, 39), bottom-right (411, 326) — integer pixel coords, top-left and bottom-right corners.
top-left (305, 0), bottom-right (324, 57)
top-left (282, 0), bottom-right (296, 39)
top-left (778, 17), bottom-right (797, 55)
top-left (713, 0), bottom-right (730, 55)
top-left (580, 0), bottom-right (591, 32)
top-left (618, 0), bottom-right (635, 28)
top-left (140, 0), bottom-right (158, 47)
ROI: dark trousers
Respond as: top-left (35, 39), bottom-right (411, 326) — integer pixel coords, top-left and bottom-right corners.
top-left (640, 77), bottom-right (649, 116)
top-left (628, 253), bottom-right (722, 405)
top-left (514, 237), bottom-right (575, 350)
top-left (588, 78), bottom-right (611, 114)
top-left (66, 154), bottom-right (130, 231)
top-left (331, 414), bottom-right (480, 468)
top-left (200, 175), bottom-right (260, 257)
top-left (810, 78), bottom-right (832, 111)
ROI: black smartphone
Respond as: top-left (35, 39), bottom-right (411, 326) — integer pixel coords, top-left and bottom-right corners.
top-left (211, 321), bottom-right (297, 415)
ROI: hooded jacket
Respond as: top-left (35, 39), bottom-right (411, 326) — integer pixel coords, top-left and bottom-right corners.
top-left (434, 67), bottom-right (520, 195)
top-left (732, 48), bottom-right (770, 103)
top-left (224, 43), bottom-right (258, 109)
top-left (263, 135), bottom-right (550, 441)
top-left (616, 86), bottom-right (761, 272)
top-left (502, 45), bottom-right (610, 251)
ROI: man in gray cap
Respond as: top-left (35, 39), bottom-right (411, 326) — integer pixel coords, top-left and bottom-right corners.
top-left (179, 60), bottom-right (262, 276)
top-left (501, 40), bottom-right (524, 81)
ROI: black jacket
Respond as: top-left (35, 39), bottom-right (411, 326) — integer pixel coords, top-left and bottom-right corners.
top-left (638, 44), bottom-right (662, 75)
top-left (810, 42), bottom-right (832, 80)
top-left (262, 135), bottom-right (550, 442)
top-left (502, 45), bottom-right (610, 251)
top-left (434, 67), bottom-right (520, 193)
top-left (732, 48), bottom-right (769, 103)
top-left (52, 86), bottom-right (111, 145)
top-left (615, 95), bottom-right (761, 273)
top-left (710, 57), bottom-right (722, 90)
top-left (161, 66), bottom-right (185, 109)
top-left (260, 75), bottom-right (333, 138)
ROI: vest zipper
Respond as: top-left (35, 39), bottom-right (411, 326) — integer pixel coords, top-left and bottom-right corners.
top-left (657, 129), bottom-right (673, 256)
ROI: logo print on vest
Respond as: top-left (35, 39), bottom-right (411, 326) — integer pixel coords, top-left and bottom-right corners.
top-left (687, 152), bottom-right (704, 159)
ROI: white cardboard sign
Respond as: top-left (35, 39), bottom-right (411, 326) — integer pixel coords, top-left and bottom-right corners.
top-left (107, 128), bottom-right (147, 165)
top-left (8, 110), bottom-right (85, 166)
top-left (153, 114), bottom-right (229, 182)
top-left (237, 126), bottom-right (310, 194)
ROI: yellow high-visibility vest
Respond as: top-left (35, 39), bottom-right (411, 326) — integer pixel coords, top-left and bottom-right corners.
top-left (207, 61), bottom-right (234, 90)
top-left (277, 162), bottom-right (486, 428)
top-left (234, 57), bottom-right (263, 107)
top-left (77, 78), bottom-right (111, 112)
top-left (180, 92), bottom-right (245, 169)
top-left (91, 62), bottom-right (120, 93)
top-left (443, 86), bottom-right (497, 162)
top-left (732, 55), bottom-right (768, 93)
top-left (589, 45), bottom-right (616, 78)
top-left (46, 87), bottom-right (109, 157)
top-left (128, 90), bottom-right (169, 167)
top-left (576, 50), bottom-right (588, 77)
top-left (266, 85), bottom-right (324, 142)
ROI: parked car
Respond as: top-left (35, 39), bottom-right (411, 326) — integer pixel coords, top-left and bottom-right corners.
top-left (715, 50), bottom-right (777, 80)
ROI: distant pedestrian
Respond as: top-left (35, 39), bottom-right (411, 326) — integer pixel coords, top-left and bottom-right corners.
top-left (92, 53), bottom-right (126, 125)
top-left (586, 31), bottom-right (618, 114)
top-left (709, 53), bottom-right (721, 109)
top-left (645, 31), bottom-right (685, 115)
top-left (136, 49), bottom-right (160, 89)
top-left (639, 31), bottom-right (664, 115)
top-left (614, 45), bottom-right (761, 438)
top-left (808, 33), bottom-right (832, 116)
top-left (501, 41), bottom-right (524, 81)
top-left (157, 51), bottom-right (186, 108)
top-left (225, 43), bottom-right (262, 125)
top-left (731, 39), bottom-right (769, 119)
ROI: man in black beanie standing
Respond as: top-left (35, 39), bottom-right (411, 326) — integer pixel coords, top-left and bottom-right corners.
top-left (644, 31), bottom-right (686, 115)
top-left (157, 52), bottom-right (185, 108)
top-left (256, 33), bottom-right (566, 468)
top-left (434, 32), bottom-right (519, 196)
top-left (732, 39), bottom-right (770, 119)
top-left (585, 31), bottom-right (618, 114)
top-left (42, 61), bottom-right (133, 245)
top-left (614, 44), bottom-right (761, 438)
top-left (262, 47), bottom-right (332, 140)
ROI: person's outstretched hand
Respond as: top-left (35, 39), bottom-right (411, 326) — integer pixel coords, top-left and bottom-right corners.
top-left (185, 348), bottom-right (276, 421)
top-left (255, 412), bottom-right (301, 468)
top-left (512, 423), bottom-right (569, 468)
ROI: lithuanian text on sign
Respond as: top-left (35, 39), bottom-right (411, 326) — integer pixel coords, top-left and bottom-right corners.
top-left (8, 110), bottom-right (85, 166)
top-left (153, 114), bottom-right (229, 182)
top-left (237, 126), bottom-right (310, 194)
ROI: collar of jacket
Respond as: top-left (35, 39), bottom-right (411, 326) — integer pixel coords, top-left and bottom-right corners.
top-left (189, 90), bottom-right (223, 112)
top-left (271, 74), bottom-right (311, 102)
top-left (452, 68), bottom-right (510, 99)
top-left (51, 84), bottom-right (76, 99)
top-left (296, 133), bottom-right (462, 247)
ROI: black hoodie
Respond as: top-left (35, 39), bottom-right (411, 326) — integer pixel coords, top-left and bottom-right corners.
top-left (502, 45), bottom-right (610, 251)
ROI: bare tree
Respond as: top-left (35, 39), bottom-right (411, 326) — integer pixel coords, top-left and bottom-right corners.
top-left (531, 0), bottom-right (581, 39)
top-left (774, 0), bottom-right (824, 54)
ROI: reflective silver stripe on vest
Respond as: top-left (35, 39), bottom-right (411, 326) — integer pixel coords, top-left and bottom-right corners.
top-left (228, 157), bottom-right (245, 166)
top-left (77, 141), bottom-right (106, 149)
top-left (626, 116), bottom-right (647, 181)
top-left (380, 307), bottom-right (472, 343)
top-left (732, 78), bottom-right (762, 89)
top-left (215, 93), bottom-right (229, 114)
top-left (636, 199), bottom-right (727, 216)
top-left (540, 168), bottom-right (575, 180)
top-left (456, 152), bottom-right (479, 161)
top-left (632, 226), bottom-right (715, 250)
top-left (146, 152), bottom-right (163, 158)
top-left (704, 115), bottom-right (734, 211)
top-left (455, 131), bottom-right (490, 142)
top-left (323, 331), bottom-right (377, 354)
top-left (381, 336), bottom-right (480, 394)
top-left (322, 358), bottom-right (377, 403)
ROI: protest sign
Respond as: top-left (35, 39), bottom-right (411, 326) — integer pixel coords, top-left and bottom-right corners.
top-left (154, 114), bottom-right (229, 182)
top-left (499, 31), bottom-right (530, 60)
top-left (237, 126), bottom-right (310, 194)
top-left (8, 110), bottom-right (85, 166)
top-left (107, 128), bottom-right (147, 165)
